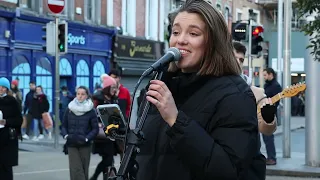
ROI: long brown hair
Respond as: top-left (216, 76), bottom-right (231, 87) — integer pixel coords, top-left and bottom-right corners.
top-left (168, 0), bottom-right (241, 76)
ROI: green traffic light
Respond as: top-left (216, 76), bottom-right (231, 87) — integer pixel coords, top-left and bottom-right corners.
top-left (59, 44), bottom-right (65, 51)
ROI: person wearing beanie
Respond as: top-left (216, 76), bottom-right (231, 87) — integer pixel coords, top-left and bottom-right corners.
top-left (91, 75), bottom-right (118, 180)
top-left (11, 80), bottom-right (22, 110)
top-left (0, 77), bottom-right (23, 180)
top-left (0, 77), bottom-right (10, 91)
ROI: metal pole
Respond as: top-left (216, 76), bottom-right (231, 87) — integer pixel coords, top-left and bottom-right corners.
top-left (277, 0), bottom-right (283, 86)
top-left (282, 0), bottom-right (292, 158)
top-left (248, 19), bottom-right (253, 84)
top-left (54, 17), bottom-right (60, 149)
top-left (305, 30), bottom-right (320, 166)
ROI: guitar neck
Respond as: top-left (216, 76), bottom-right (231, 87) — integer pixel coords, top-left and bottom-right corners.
top-left (271, 93), bottom-right (282, 104)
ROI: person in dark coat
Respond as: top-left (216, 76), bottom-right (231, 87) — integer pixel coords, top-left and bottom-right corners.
top-left (262, 67), bottom-right (282, 165)
top-left (134, 1), bottom-right (266, 179)
top-left (0, 77), bottom-right (23, 180)
top-left (30, 85), bottom-right (50, 141)
top-left (22, 81), bottom-right (36, 140)
top-left (61, 86), bottom-right (99, 180)
top-left (90, 75), bottom-right (118, 180)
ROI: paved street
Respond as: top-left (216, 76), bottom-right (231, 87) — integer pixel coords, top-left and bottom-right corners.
top-left (14, 150), bottom-right (121, 180)
top-left (261, 127), bottom-right (305, 153)
top-left (267, 176), bottom-right (319, 180)
top-left (14, 150), bottom-right (319, 180)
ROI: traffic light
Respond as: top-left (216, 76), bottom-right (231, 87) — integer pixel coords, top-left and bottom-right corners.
top-left (58, 21), bottom-right (68, 54)
top-left (42, 21), bottom-right (56, 56)
top-left (232, 22), bottom-right (247, 41)
top-left (251, 26), bottom-right (264, 55)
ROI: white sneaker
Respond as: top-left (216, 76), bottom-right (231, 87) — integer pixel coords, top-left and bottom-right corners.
top-left (38, 134), bottom-right (45, 139)
top-left (48, 132), bottom-right (52, 140)
top-left (22, 134), bottom-right (29, 140)
top-left (32, 136), bottom-right (39, 141)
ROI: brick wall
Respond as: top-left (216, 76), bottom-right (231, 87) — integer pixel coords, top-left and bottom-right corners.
top-left (0, 1), bottom-right (16, 8)
top-left (101, 0), bottom-right (107, 25)
top-left (74, 0), bottom-right (84, 21)
top-left (113, 0), bottom-right (122, 27)
top-left (136, 0), bottom-right (146, 37)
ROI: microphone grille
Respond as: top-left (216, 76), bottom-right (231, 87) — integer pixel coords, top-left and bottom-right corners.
top-left (167, 47), bottom-right (181, 62)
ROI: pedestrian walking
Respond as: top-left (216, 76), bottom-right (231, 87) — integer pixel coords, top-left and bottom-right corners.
top-left (61, 86), bottom-right (99, 180)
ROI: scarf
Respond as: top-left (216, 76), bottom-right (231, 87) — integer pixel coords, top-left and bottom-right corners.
top-left (68, 98), bottom-right (94, 116)
top-left (0, 93), bottom-right (7, 98)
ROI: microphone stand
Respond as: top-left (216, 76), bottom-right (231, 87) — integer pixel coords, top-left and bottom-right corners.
top-left (108, 70), bottom-right (164, 180)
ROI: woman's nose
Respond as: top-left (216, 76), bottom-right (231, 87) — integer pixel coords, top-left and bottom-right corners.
top-left (177, 33), bottom-right (188, 45)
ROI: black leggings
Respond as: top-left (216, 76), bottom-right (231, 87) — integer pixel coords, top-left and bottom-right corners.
top-left (92, 155), bottom-right (114, 177)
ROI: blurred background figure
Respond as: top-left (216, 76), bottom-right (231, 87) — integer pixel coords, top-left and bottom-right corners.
top-left (30, 86), bottom-right (50, 141)
top-left (0, 77), bottom-right (23, 180)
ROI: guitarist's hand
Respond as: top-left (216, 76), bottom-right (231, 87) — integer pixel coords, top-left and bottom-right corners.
top-left (260, 98), bottom-right (276, 123)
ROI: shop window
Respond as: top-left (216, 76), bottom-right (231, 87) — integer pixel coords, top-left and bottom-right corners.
top-left (76, 59), bottom-right (90, 89)
top-left (60, 58), bottom-right (72, 76)
top-left (12, 55), bottom-right (31, 108)
top-left (36, 57), bottom-right (53, 112)
top-left (93, 60), bottom-right (106, 90)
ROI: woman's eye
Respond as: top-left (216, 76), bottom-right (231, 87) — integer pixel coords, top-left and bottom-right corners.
top-left (190, 32), bottom-right (198, 36)
top-left (172, 31), bottom-right (179, 35)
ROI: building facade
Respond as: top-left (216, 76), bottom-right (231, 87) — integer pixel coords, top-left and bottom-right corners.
top-left (258, 0), bottom-right (307, 84)
top-left (0, 0), bottom-right (165, 112)
top-left (231, 0), bottom-right (266, 87)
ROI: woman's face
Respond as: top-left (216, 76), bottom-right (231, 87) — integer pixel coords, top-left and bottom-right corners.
top-left (170, 12), bottom-right (206, 73)
top-left (76, 88), bottom-right (88, 102)
top-left (110, 85), bottom-right (118, 96)
top-left (11, 84), bottom-right (16, 89)
top-left (36, 87), bottom-right (42, 94)
top-left (0, 86), bottom-right (7, 96)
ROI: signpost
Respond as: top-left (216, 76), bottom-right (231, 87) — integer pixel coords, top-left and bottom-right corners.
top-left (46, 0), bottom-right (66, 149)
top-left (48, 0), bottom-right (65, 14)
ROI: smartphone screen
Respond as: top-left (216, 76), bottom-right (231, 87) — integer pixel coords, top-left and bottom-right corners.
top-left (97, 104), bottom-right (126, 128)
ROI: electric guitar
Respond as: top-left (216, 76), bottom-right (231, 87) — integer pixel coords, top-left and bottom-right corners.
top-left (257, 82), bottom-right (307, 113)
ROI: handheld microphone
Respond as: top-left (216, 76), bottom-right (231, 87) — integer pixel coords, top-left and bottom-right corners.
top-left (142, 47), bottom-right (181, 77)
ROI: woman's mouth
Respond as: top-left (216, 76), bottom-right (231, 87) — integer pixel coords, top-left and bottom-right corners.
top-left (179, 49), bottom-right (191, 56)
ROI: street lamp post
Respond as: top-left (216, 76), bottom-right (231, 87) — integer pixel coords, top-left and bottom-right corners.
top-left (305, 15), bottom-right (320, 167)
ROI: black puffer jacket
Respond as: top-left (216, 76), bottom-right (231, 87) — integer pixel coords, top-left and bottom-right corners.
top-left (61, 107), bottom-right (99, 147)
top-left (135, 72), bottom-right (266, 180)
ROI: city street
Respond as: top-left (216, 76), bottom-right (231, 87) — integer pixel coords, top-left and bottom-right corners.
top-left (14, 150), bottom-right (121, 180)
top-left (261, 127), bottom-right (305, 153)
top-left (14, 141), bottom-right (319, 180)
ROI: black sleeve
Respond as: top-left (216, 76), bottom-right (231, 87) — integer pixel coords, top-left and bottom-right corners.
top-left (86, 110), bottom-right (99, 141)
top-left (166, 93), bottom-right (258, 179)
top-left (5, 98), bottom-right (23, 128)
top-left (43, 96), bottom-right (50, 112)
top-left (61, 108), bottom-right (69, 137)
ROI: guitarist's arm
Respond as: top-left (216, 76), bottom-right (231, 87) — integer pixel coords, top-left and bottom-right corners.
top-left (251, 86), bottom-right (277, 135)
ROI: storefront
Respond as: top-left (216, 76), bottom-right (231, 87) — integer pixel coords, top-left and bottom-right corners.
top-left (0, 10), bottom-right (116, 113)
top-left (113, 35), bottom-right (165, 93)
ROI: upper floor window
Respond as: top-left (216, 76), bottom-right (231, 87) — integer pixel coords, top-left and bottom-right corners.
top-left (84, 0), bottom-right (101, 24)
top-left (216, 3), bottom-right (222, 14)
top-left (19, 0), bottom-right (42, 14)
top-left (225, 7), bottom-right (230, 25)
